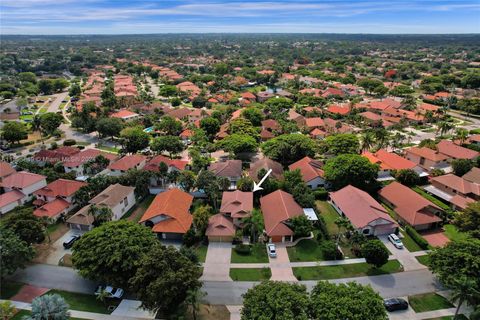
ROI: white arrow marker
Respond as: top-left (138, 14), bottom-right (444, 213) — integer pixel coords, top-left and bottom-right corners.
top-left (253, 169), bottom-right (272, 192)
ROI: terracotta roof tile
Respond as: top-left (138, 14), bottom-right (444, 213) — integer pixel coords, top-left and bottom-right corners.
top-left (260, 190), bottom-right (303, 237)
top-left (108, 154), bottom-right (147, 171)
top-left (206, 214), bottom-right (236, 237)
top-left (34, 179), bottom-right (86, 198)
top-left (289, 157), bottom-right (324, 182)
top-left (34, 198), bottom-right (70, 218)
top-left (220, 190), bottom-right (253, 218)
top-left (1, 171), bottom-right (46, 189)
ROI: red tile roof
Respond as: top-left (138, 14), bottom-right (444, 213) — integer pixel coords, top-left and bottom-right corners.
top-left (1, 171), bottom-right (46, 189)
top-left (108, 154), bottom-right (146, 171)
top-left (406, 147), bottom-right (449, 162)
top-left (205, 214), bottom-right (235, 237)
top-left (260, 190), bottom-right (303, 237)
top-left (329, 185), bottom-right (396, 229)
top-left (0, 190), bottom-right (25, 208)
top-left (208, 160), bottom-right (242, 178)
top-left (363, 149), bottom-right (416, 171)
top-left (33, 198), bottom-right (70, 218)
top-left (140, 188), bottom-right (193, 234)
top-left (248, 158), bottom-right (284, 181)
top-left (33, 146), bottom-right (81, 163)
top-left (0, 161), bottom-right (15, 179)
top-left (378, 182), bottom-right (442, 227)
top-left (437, 140), bottom-right (479, 160)
top-left (431, 174), bottom-right (480, 196)
top-left (327, 104), bottom-right (350, 115)
top-left (220, 190), bottom-right (253, 218)
top-left (63, 149), bottom-right (117, 168)
top-left (34, 179), bottom-right (86, 198)
top-left (143, 155), bottom-right (188, 171)
top-left (289, 156), bottom-right (324, 182)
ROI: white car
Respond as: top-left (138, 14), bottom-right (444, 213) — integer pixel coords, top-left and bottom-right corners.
top-left (266, 243), bottom-right (277, 258)
top-left (388, 234), bottom-right (404, 249)
top-left (94, 285), bottom-right (124, 299)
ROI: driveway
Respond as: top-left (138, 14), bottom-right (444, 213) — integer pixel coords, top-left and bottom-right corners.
top-left (45, 229), bottom-right (83, 265)
top-left (201, 242), bottom-right (232, 281)
top-left (47, 92), bottom-right (68, 113)
top-left (379, 235), bottom-right (426, 272)
top-left (269, 244), bottom-right (296, 281)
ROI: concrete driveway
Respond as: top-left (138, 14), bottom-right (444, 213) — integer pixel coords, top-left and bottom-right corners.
top-left (269, 244), bottom-right (296, 281)
top-left (201, 242), bottom-right (232, 281)
top-left (379, 235), bottom-right (426, 271)
top-left (45, 229), bottom-right (83, 265)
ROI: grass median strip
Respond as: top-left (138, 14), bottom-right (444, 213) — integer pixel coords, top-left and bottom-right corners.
top-left (400, 230), bottom-right (423, 252)
top-left (292, 260), bottom-right (402, 280)
top-left (416, 254), bottom-right (430, 266)
top-left (229, 268), bottom-right (271, 281)
top-left (408, 292), bottom-right (454, 312)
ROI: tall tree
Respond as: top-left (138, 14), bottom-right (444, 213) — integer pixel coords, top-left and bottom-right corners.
top-left (361, 240), bottom-right (389, 268)
top-left (324, 154), bottom-right (379, 191)
top-left (40, 112), bottom-right (63, 136)
top-left (120, 126), bottom-right (150, 153)
top-left (0, 228), bottom-right (35, 278)
top-left (262, 134), bottom-right (316, 166)
top-left (1, 121), bottom-right (28, 144)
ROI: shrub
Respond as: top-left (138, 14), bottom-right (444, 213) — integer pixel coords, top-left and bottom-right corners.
top-left (405, 226), bottom-right (429, 250)
top-left (234, 244), bottom-right (252, 255)
top-left (316, 215), bottom-right (330, 240)
top-left (63, 139), bottom-right (76, 146)
top-left (313, 188), bottom-right (328, 200)
top-left (321, 240), bottom-right (343, 260)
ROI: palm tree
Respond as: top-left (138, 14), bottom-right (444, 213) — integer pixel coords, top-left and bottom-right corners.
top-left (455, 128), bottom-right (469, 145)
top-left (361, 131), bottom-right (375, 151)
top-left (40, 216), bottom-right (53, 243)
top-left (334, 217), bottom-right (351, 247)
top-left (27, 294), bottom-right (70, 320)
top-left (88, 205), bottom-right (113, 227)
top-left (374, 128), bottom-right (391, 149)
top-left (185, 288), bottom-right (206, 320)
top-left (437, 121), bottom-right (454, 137)
top-left (450, 277), bottom-right (480, 319)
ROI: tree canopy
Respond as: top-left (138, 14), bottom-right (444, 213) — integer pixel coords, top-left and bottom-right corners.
top-left (262, 134), bottom-right (316, 166)
top-left (323, 154), bottom-right (379, 191)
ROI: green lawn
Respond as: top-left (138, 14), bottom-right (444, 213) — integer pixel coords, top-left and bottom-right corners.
top-left (229, 268), bottom-right (272, 281)
top-left (121, 194), bottom-right (155, 222)
top-left (293, 260), bottom-right (402, 280)
top-left (46, 289), bottom-right (119, 314)
top-left (287, 239), bottom-right (324, 262)
top-left (400, 230), bottom-right (423, 252)
top-left (231, 243), bottom-right (269, 263)
top-left (408, 293), bottom-right (454, 313)
top-left (443, 224), bottom-right (469, 242)
top-left (412, 187), bottom-right (451, 211)
top-left (416, 254), bottom-right (431, 267)
top-left (11, 310), bottom-right (31, 320)
top-left (423, 315), bottom-right (468, 320)
top-left (1, 281), bottom-right (23, 299)
top-left (96, 145), bottom-right (120, 154)
top-left (316, 201), bottom-right (340, 234)
top-left (195, 244), bottom-right (208, 263)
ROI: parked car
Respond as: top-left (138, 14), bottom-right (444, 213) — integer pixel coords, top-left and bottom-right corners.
top-left (95, 285), bottom-right (124, 299)
top-left (266, 243), bottom-right (277, 258)
top-left (63, 235), bottom-right (81, 249)
top-left (388, 234), bottom-right (404, 249)
top-left (383, 298), bottom-right (409, 312)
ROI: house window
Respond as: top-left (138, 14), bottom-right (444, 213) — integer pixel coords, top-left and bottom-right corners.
top-left (362, 229), bottom-right (370, 235)
top-left (124, 197), bottom-right (128, 207)
top-left (420, 157), bottom-right (425, 165)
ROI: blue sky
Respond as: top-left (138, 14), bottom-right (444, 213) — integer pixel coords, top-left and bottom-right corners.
top-left (1, 0), bottom-right (479, 34)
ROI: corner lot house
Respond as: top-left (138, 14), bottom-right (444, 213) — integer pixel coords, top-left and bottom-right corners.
top-left (378, 182), bottom-right (443, 230)
top-left (208, 160), bottom-right (242, 190)
top-left (140, 188), bottom-right (193, 240)
top-left (289, 156), bottom-right (325, 189)
top-left (219, 190), bottom-right (253, 227)
top-left (67, 184), bottom-right (135, 231)
top-left (260, 190), bottom-right (303, 243)
top-left (329, 185), bottom-right (398, 236)
top-left (108, 154), bottom-right (147, 176)
top-left (33, 179), bottom-right (86, 220)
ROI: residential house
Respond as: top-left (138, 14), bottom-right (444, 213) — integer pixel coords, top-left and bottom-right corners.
top-left (0, 190), bottom-right (25, 215)
top-left (248, 157), bottom-right (284, 182)
top-left (143, 155), bottom-right (189, 193)
top-left (111, 109), bottom-right (140, 122)
top-left (0, 161), bottom-right (15, 181)
top-left (427, 174), bottom-right (479, 210)
top-left (405, 147), bottom-right (450, 172)
top-left (33, 179), bottom-right (86, 220)
top-left (140, 188), bottom-right (193, 240)
top-left (67, 184), bottom-right (136, 231)
top-left (363, 149), bottom-right (427, 181)
top-left (205, 214), bottom-right (236, 242)
top-left (378, 182), bottom-right (443, 230)
top-left (208, 160), bottom-right (242, 190)
top-left (1, 171), bottom-right (47, 203)
top-left (463, 167), bottom-right (480, 184)
top-left (329, 185), bottom-right (398, 236)
top-left (33, 146), bottom-right (80, 165)
top-left (289, 156), bottom-right (325, 189)
top-left (108, 154), bottom-right (147, 176)
top-left (260, 190), bottom-right (304, 243)
top-left (436, 140), bottom-right (479, 161)
top-left (219, 190), bottom-right (253, 227)
top-left (63, 149), bottom-right (117, 177)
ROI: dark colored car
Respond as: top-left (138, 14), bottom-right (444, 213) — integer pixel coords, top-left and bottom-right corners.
top-left (63, 235), bottom-right (81, 249)
top-left (383, 298), bottom-right (409, 312)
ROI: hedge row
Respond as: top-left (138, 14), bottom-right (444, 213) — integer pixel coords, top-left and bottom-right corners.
top-left (405, 226), bottom-right (429, 250)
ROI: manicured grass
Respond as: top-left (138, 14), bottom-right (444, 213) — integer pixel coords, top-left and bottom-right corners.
top-left (46, 289), bottom-right (118, 314)
top-left (121, 194), bottom-right (155, 222)
top-left (195, 244), bottom-right (208, 263)
top-left (231, 243), bottom-right (269, 263)
top-left (316, 201), bottom-right (340, 234)
top-left (424, 315), bottom-right (468, 320)
top-left (96, 145), bottom-right (120, 154)
top-left (287, 239), bottom-right (324, 262)
top-left (11, 310), bottom-right (31, 320)
top-left (416, 254), bottom-right (431, 267)
top-left (412, 187), bottom-right (451, 211)
top-left (0, 281), bottom-right (24, 299)
top-left (229, 268), bottom-right (272, 281)
top-left (408, 292), bottom-right (454, 313)
top-left (443, 224), bottom-right (469, 242)
top-left (293, 260), bottom-right (402, 280)
top-left (400, 230), bottom-right (423, 252)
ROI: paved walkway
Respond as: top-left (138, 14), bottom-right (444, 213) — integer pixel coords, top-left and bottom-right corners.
top-left (10, 285), bottom-right (49, 303)
top-left (269, 245), bottom-right (296, 281)
top-left (201, 242), bottom-right (232, 281)
top-left (226, 305), bottom-right (241, 320)
top-left (421, 230), bottom-right (450, 247)
top-left (229, 257), bottom-right (367, 268)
